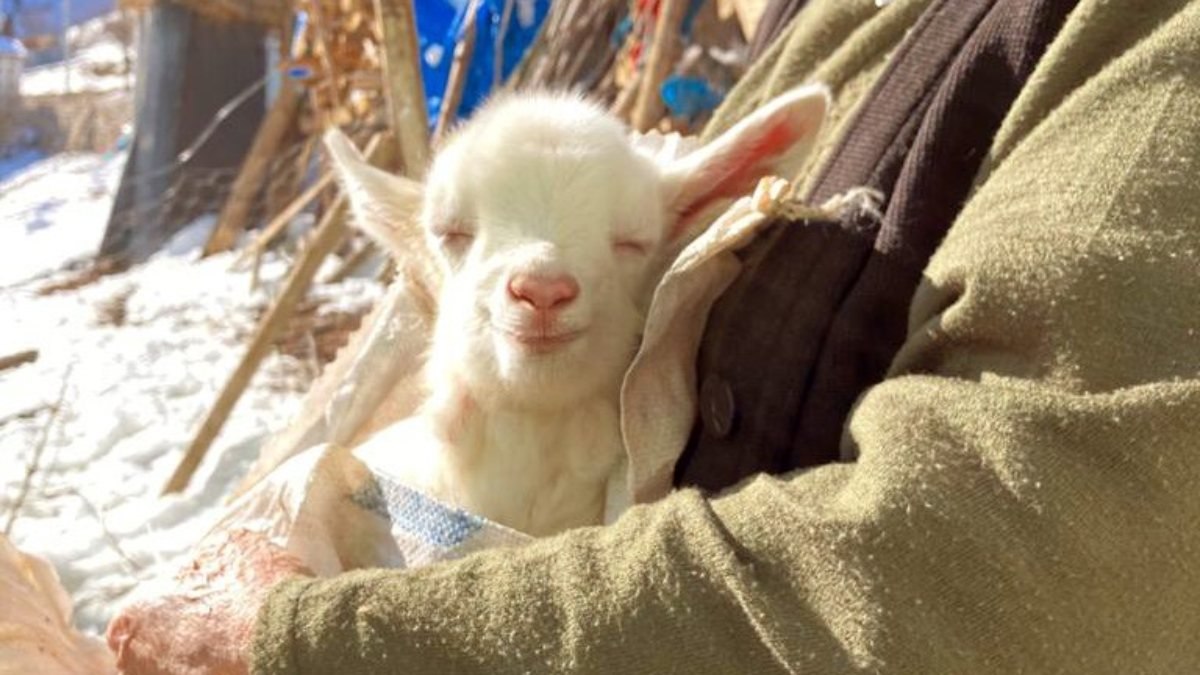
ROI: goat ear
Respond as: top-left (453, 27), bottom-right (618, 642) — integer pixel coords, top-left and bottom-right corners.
top-left (324, 129), bottom-right (424, 258)
top-left (659, 84), bottom-right (830, 239)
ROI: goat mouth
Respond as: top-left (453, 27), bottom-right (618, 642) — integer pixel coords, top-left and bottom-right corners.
top-left (495, 326), bottom-right (586, 354)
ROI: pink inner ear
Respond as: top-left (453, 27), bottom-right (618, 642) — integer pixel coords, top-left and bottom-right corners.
top-left (670, 115), bottom-right (806, 240)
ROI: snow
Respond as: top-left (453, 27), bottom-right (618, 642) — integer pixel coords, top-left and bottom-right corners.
top-left (0, 150), bottom-right (123, 287)
top-left (0, 152), bottom-right (384, 634)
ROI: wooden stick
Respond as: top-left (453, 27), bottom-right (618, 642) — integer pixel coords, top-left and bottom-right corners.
top-left (494, 0), bottom-right (515, 88)
top-left (232, 170), bottom-right (336, 270)
top-left (505, 13), bottom-right (550, 90)
top-left (323, 239), bottom-right (378, 283)
top-left (506, 0), bottom-right (622, 91)
top-left (611, 68), bottom-right (644, 123)
top-left (548, 0), bottom-right (586, 82)
top-left (547, 0), bottom-right (575, 41)
top-left (376, 258), bottom-right (397, 285)
top-left (594, 64), bottom-right (619, 105)
top-left (522, 0), bottom-right (567, 89)
top-left (433, 2), bottom-right (479, 144)
top-left (373, 0), bottom-right (430, 176)
top-left (163, 134), bottom-right (388, 496)
top-left (631, 0), bottom-right (688, 132)
top-left (202, 82), bottom-right (304, 257)
top-left (266, 136), bottom-right (314, 226)
top-left (250, 246), bottom-right (263, 292)
top-left (561, 19), bottom-right (603, 86)
top-left (5, 364), bottom-right (72, 535)
top-left (0, 350), bottom-right (38, 372)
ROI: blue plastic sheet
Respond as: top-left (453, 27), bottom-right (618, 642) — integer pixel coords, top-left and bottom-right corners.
top-left (416, 0), bottom-right (550, 130)
top-left (0, 35), bottom-right (25, 56)
top-left (661, 75), bottom-right (725, 123)
top-left (285, 1), bottom-right (548, 130)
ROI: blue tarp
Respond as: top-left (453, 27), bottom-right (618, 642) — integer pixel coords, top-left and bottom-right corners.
top-left (0, 34), bottom-right (26, 56)
top-left (415, 0), bottom-right (549, 130)
top-left (662, 76), bottom-right (725, 123)
top-left (290, 1), bottom-right (550, 130)
top-left (2, 0), bottom-right (114, 65)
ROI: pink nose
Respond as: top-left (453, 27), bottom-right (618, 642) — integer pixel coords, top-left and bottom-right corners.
top-left (507, 273), bottom-right (580, 311)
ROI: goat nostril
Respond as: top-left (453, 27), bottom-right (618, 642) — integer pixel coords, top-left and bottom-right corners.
top-left (508, 274), bottom-right (580, 311)
top-left (549, 276), bottom-right (580, 308)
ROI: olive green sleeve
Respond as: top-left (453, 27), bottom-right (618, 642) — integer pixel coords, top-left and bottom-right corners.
top-left (253, 2), bottom-right (1200, 673)
top-left (253, 489), bottom-right (832, 674)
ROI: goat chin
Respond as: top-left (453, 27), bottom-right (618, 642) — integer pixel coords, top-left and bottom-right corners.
top-left (358, 381), bottom-right (623, 537)
top-left (407, 334), bottom-right (627, 536)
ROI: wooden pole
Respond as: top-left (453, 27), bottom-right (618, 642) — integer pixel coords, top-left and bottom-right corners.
top-left (631, 0), bottom-right (688, 132)
top-left (493, 0), bottom-right (514, 88)
top-left (505, 15), bottom-right (550, 90)
top-left (265, 131), bottom-right (313, 224)
top-left (323, 240), bottom-right (377, 283)
top-left (0, 350), bottom-right (38, 372)
top-left (100, 4), bottom-right (189, 261)
top-left (202, 82), bottom-right (304, 256)
top-left (373, 0), bottom-right (430, 176)
top-left (433, 3), bottom-right (478, 143)
top-left (5, 365), bottom-right (72, 535)
top-left (561, 21), bottom-right (602, 86)
top-left (611, 69), bottom-right (643, 123)
top-left (231, 169), bottom-right (336, 269)
top-left (163, 134), bottom-right (388, 496)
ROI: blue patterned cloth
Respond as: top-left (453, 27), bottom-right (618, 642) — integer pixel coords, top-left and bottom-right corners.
top-left (348, 451), bottom-right (530, 568)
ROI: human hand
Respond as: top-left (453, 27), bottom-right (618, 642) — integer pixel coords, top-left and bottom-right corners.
top-left (106, 529), bottom-right (311, 675)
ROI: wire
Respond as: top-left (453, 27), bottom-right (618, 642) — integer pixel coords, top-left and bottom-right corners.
top-left (176, 74), bottom-right (270, 164)
top-left (89, 72), bottom-right (273, 191)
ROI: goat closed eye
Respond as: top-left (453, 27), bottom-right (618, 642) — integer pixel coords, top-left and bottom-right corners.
top-left (435, 229), bottom-right (475, 253)
top-left (613, 239), bottom-right (650, 256)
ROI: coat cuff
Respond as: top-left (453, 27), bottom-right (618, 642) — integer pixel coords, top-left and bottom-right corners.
top-left (251, 576), bottom-right (312, 675)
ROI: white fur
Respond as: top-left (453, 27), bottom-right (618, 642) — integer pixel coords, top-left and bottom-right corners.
top-left (327, 86), bottom-right (829, 536)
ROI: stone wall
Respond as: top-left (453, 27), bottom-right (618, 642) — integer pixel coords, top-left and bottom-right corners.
top-left (3, 89), bottom-right (133, 153)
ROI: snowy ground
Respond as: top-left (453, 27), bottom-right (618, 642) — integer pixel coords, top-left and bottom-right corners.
top-left (0, 150), bottom-right (124, 286)
top-left (0, 151), bottom-right (383, 633)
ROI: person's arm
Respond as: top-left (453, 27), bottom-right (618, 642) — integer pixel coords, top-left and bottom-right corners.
top-left (253, 4), bottom-right (1200, 673)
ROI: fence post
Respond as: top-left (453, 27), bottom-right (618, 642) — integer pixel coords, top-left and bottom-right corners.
top-left (99, 5), bottom-right (266, 262)
top-left (631, 0), bottom-right (687, 132)
top-left (201, 81), bottom-right (303, 256)
top-left (372, 0), bottom-right (430, 176)
top-left (123, 3), bottom-right (189, 258)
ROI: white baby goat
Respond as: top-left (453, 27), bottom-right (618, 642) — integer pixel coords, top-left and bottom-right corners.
top-left (324, 86), bottom-right (828, 537)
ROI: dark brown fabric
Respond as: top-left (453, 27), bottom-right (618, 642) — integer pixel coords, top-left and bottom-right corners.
top-left (747, 0), bottom-right (811, 61)
top-left (676, 0), bottom-right (1080, 491)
